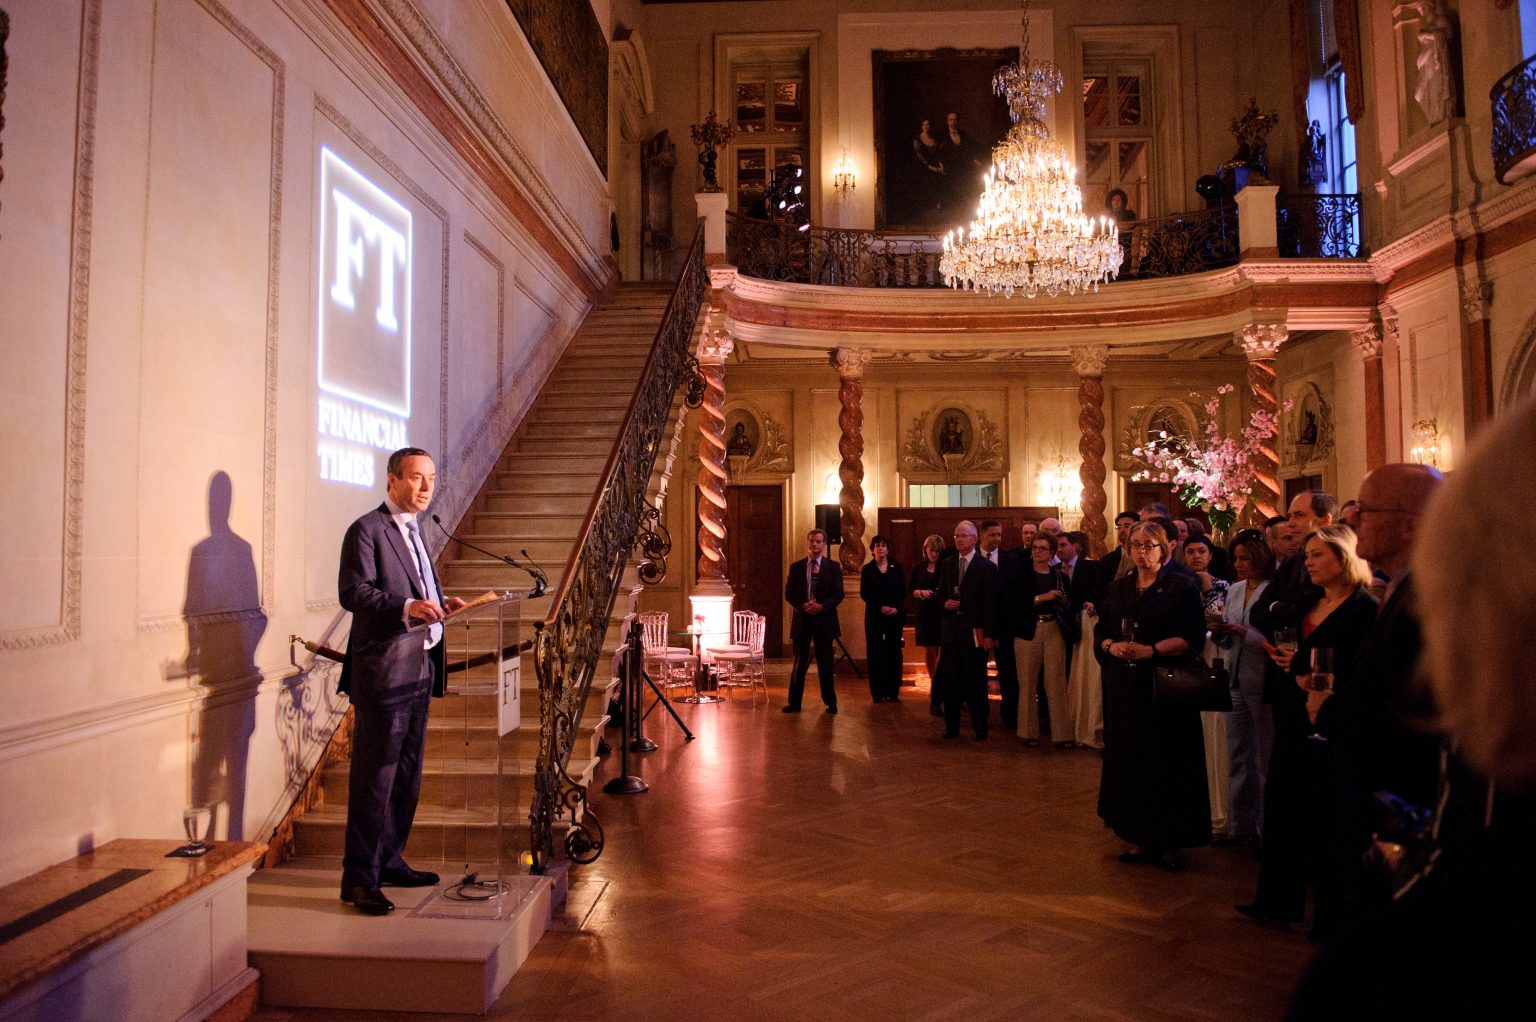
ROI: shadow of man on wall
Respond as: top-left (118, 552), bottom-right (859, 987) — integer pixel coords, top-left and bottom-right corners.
top-left (180, 470), bottom-right (265, 840)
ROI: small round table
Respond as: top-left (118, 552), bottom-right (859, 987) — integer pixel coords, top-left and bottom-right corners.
top-left (673, 628), bottom-right (724, 704)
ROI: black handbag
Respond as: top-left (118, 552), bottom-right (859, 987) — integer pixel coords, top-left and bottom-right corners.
top-left (1152, 657), bottom-right (1233, 712)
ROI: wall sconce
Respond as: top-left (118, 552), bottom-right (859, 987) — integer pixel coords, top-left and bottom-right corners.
top-left (1038, 457), bottom-right (1081, 519)
top-left (833, 150), bottom-right (856, 197)
top-left (1409, 418), bottom-right (1441, 468)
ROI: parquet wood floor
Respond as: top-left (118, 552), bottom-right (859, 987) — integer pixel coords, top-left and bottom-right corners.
top-left (255, 668), bottom-right (1316, 1021)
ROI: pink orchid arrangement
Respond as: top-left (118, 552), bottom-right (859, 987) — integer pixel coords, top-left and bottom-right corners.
top-left (1131, 385), bottom-right (1289, 535)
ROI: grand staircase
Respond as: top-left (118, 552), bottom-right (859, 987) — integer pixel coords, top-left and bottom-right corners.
top-left (288, 282), bottom-right (681, 865)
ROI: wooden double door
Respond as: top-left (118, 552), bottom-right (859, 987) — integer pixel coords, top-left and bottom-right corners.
top-left (723, 485), bottom-right (785, 658)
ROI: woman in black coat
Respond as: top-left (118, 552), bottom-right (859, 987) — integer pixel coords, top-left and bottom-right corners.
top-left (861, 535), bottom-right (907, 703)
top-left (1238, 525), bottom-right (1378, 937)
top-left (1094, 521), bottom-right (1211, 871)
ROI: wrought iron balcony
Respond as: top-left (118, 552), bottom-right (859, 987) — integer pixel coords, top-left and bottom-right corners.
top-left (725, 204), bottom-right (1241, 289)
top-left (1493, 53), bottom-right (1536, 185)
top-left (1276, 194), bottom-right (1362, 259)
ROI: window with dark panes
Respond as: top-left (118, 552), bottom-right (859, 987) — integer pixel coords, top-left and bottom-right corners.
top-left (729, 62), bottom-right (808, 214)
top-left (1081, 61), bottom-right (1153, 219)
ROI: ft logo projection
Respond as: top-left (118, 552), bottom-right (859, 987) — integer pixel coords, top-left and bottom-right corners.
top-left (316, 147), bottom-right (413, 487)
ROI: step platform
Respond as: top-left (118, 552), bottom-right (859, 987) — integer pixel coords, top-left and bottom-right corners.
top-left (247, 860), bottom-right (564, 1015)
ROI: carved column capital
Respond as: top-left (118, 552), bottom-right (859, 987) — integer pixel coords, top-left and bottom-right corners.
top-left (1070, 345), bottom-right (1109, 377)
top-left (1460, 281), bottom-right (1492, 324)
top-left (1237, 323), bottom-right (1288, 361)
top-left (831, 347), bottom-right (872, 379)
top-left (707, 264), bottom-right (739, 292)
top-left (698, 328), bottom-right (734, 365)
top-left (1349, 324), bottom-right (1383, 359)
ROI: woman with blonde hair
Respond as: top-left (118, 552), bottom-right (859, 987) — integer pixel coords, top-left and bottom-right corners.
top-left (1094, 521), bottom-right (1209, 871)
top-left (1238, 524), bottom-right (1377, 938)
top-left (908, 534), bottom-right (947, 714)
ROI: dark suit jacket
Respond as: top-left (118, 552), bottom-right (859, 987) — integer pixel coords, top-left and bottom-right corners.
top-left (937, 552), bottom-right (1001, 648)
top-left (338, 504), bottom-right (448, 702)
top-left (1316, 574), bottom-right (1441, 813)
top-left (859, 559), bottom-right (907, 623)
top-left (1062, 557), bottom-right (1105, 613)
top-left (786, 556), bottom-right (844, 640)
top-left (1272, 586), bottom-right (1379, 736)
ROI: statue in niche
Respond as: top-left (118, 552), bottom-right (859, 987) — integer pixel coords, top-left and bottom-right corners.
top-left (1301, 120), bottom-right (1326, 189)
top-left (938, 415), bottom-right (966, 455)
top-left (1394, 1), bottom-right (1455, 126)
top-left (727, 421), bottom-right (754, 457)
top-left (1297, 408), bottom-right (1319, 447)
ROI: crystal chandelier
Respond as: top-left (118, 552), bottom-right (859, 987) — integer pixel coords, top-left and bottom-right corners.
top-left (941, 2), bottom-right (1123, 298)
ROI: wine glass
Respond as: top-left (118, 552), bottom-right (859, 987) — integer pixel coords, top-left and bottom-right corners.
top-left (1274, 627), bottom-right (1298, 656)
top-left (182, 806), bottom-right (212, 856)
top-left (1308, 647), bottom-right (1335, 692)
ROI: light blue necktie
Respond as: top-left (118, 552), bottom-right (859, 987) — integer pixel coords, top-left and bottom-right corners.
top-left (405, 519), bottom-right (443, 646)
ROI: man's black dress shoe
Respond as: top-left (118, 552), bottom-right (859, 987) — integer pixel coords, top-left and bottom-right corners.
top-left (781, 705), bottom-right (801, 713)
top-left (942, 730), bottom-right (960, 739)
top-left (825, 705), bottom-right (838, 714)
top-left (380, 864), bottom-right (439, 888)
top-left (973, 732), bottom-right (988, 741)
top-left (340, 885), bottom-right (395, 915)
top-left (1117, 850), bottom-right (1159, 864)
top-left (929, 706), bottom-right (943, 717)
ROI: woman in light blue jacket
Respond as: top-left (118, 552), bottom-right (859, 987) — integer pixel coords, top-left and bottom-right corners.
top-left (1212, 533), bottom-right (1276, 843)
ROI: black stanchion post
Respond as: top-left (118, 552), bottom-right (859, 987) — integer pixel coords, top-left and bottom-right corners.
top-left (604, 620), bottom-right (649, 795)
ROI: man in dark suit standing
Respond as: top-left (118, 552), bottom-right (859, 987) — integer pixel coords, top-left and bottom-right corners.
top-left (337, 447), bottom-right (465, 915)
top-left (1315, 464), bottom-right (1443, 915)
top-left (1056, 531), bottom-right (1101, 672)
top-left (936, 520), bottom-right (1001, 740)
top-left (979, 519), bottom-right (1019, 731)
top-left (783, 528), bottom-right (844, 714)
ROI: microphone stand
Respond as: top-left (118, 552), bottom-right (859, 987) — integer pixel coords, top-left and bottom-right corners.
top-left (431, 514), bottom-right (547, 599)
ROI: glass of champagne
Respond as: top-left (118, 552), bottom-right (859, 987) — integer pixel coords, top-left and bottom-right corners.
top-left (1309, 647), bottom-right (1335, 692)
top-left (1274, 627), bottom-right (1298, 657)
top-left (182, 806), bottom-right (212, 856)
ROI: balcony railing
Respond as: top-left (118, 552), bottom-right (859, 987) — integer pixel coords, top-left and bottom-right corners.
top-left (1493, 52), bottom-right (1536, 185)
top-left (1117, 205), bottom-right (1240, 279)
top-left (726, 204), bottom-right (1244, 289)
top-left (1276, 193), bottom-right (1362, 259)
top-left (726, 213), bottom-right (944, 287)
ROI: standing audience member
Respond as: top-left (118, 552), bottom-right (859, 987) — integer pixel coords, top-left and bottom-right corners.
top-left (783, 529), bottom-right (844, 715)
top-left (1290, 396), bottom-right (1536, 1019)
top-left (1311, 463), bottom-right (1444, 917)
top-left (1015, 533), bottom-right (1073, 747)
top-left (1095, 522), bottom-right (1210, 872)
top-left (909, 534), bottom-right (947, 715)
top-left (1239, 525), bottom-right (1375, 939)
top-left (1101, 511), bottom-right (1138, 580)
top-left (1186, 533), bottom-right (1232, 838)
top-left (1064, 530), bottom-right (1107, 749)
top-left (1212, 534), bottom-right (1277, 845)
top-left (1186, 518), bottom-right (1233, 580)
top-left (1266, 515), bottom-right (1298, 567)
top-left (860, 535), bottom-right (906, 704)
top-left (979, 519), bottom-right (1019, 731)
top-left (936, 521), bottom-right (1001, 740)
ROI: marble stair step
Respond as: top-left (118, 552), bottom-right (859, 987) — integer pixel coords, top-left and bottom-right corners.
top-left (521, 420), bottom-right (625, 439)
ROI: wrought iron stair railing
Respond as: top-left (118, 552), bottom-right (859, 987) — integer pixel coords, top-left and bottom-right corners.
top-left (527, 222), bottom-right (708, 872)
top-left (1493, 52), bottom-right (1536, 185)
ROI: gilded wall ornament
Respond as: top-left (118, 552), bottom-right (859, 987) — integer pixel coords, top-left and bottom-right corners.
top-left (902, 406), bottom-right (1004, 479)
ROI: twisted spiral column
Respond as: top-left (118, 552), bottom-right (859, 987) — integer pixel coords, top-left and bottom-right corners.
top-left (694, 330), bottom-right (733, 582)
top-left (1071, 346), bottom-right (1109, 557)
top-left (1239, 323), bottom-right (1287, 522)
top-left (832, 349), bottom-right (871, 574)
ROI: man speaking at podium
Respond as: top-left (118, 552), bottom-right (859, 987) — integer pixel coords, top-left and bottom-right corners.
top-left (337, 447), bottom-right (465, 915)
